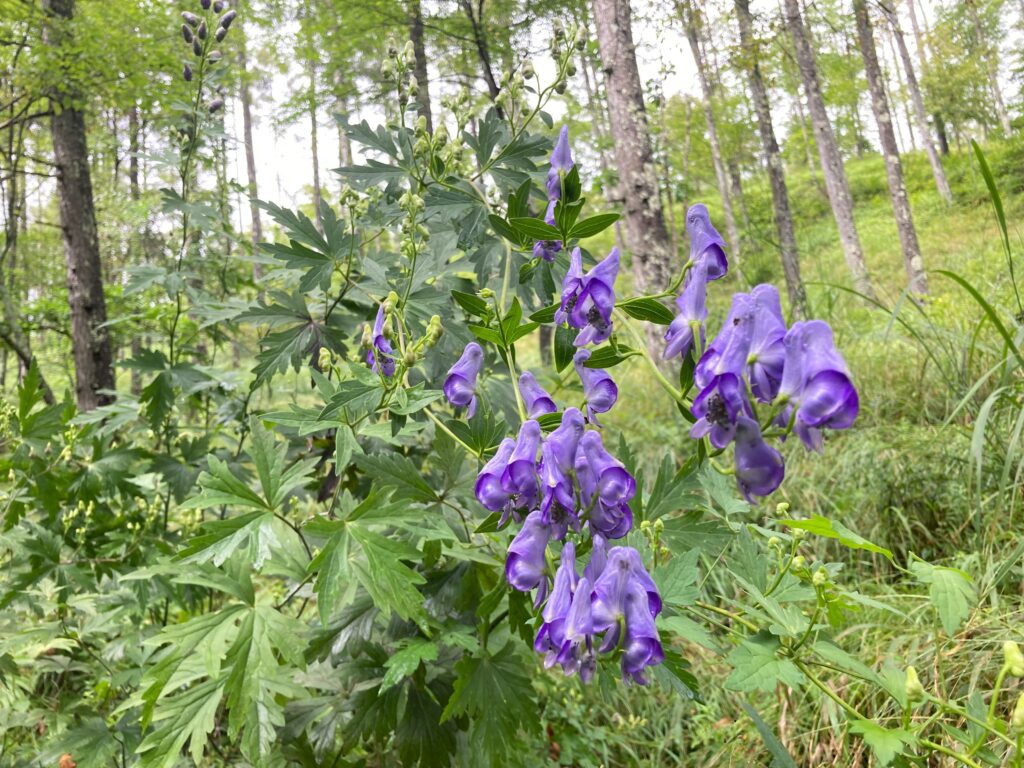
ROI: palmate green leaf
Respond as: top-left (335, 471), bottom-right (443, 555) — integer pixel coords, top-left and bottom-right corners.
top-left (848, 720), bottom-right (916, 766)
top-left (248, 418), bottom-right (319, 508)
top-left (252, 322), bottom-right (321, 389)
top-left (349, 525), bottom-right (427, 624)
top-left (354, 453), bottom-right (439, 503)
top-left (441, 643), bottom-right (538, 762)
top-left (909, 558), bottom-right (976, 634)
top-left (257, 200), bottom-right (330, 253)
top-left (724, 632), bottom-right (805, 693)
top-left (177, 511), bottom-right (280, 569)
top-left (38, 717), bottom-right (119, 768)
top-left (381, 638), bottom-right (440, 691)
top-left (395, 679), bottom-right (459, 768)
top-left (179, 457), bottom-right (266, 511)
top-left (653, 548), bottom-right (700, 608)
top-left (137, 678), bottom-right (224, 768)
top-left (780, 515), bottom-right (893, 559)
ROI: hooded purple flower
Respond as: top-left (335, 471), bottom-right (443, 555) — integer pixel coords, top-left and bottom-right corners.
top-left (501, 419), bottom-right (542, 510)
top-left (367, 306), bottom-right (396, 378)
top-left (574, 349), bottom-right (618, 425)
top-left (584, 534), bottom-right (608, 584)
top-left (546, 125), bottom-right (574, 200)
top-left (664, 260), bottom-right (708, 360)
top-left (576, 431), bottom-right (634, 539)
top-left (776, 320), bottom-right (859, 451)
top-left (686, 203), bottom-right (728, 280)
top-left (565, 248), bottom-right (620, 347)
top-left (690, 373), bottom-right (753, 449)
top-left (554, 247), bottom-right (585, 327)
top-left (733, 416), bottom-right (785, 502)
top-left (560, 576), bottom-right (597, 682)
top-left (590, 546), bottom-right (663, 683)
top-left (475, 437), bottom-right (516, 512)
top-left (533, 200), bottom-right (562, 262)
top-left (539, 408), bottom-right (585, 526)
top-left (534, 541), bottom-right (578, 665)
top-left (746, 285), bottom-right (787, 403)
top-left (695, 292), bottom-right (756, 389)
top-left (505, 510), bottom-right (551, 594)
top-left (444, 342), bottom-right (484, 416)
top-left (519, 371), bottom-right (557, 419)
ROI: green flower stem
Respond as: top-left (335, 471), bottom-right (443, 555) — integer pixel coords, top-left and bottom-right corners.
top-left (926, 694), bottom-right (1016, 751)
top-left (795, 660), bottom-right (866, 720)
top-left (612, 309), bottom-right (684, 404)
top-left (918, 739), bottom-right (983, 768)
top-left (988, 664), bottom-right (1011, 726)
top-left (693, 600), bottom-right (758, 633)
top-left (424, 408), bottom-right (479, 459)
top-left (764, 538), bottom-right (799, 597)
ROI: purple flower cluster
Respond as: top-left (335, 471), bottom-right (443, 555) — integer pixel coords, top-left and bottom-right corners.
top-left (533, 126), bottom-right (573, 263)
top-left (667, 205), bottom-right (858, 501)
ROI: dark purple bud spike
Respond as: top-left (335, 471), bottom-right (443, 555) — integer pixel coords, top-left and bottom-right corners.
top-left (213, 0), bottom-right (225, 10)
top-left (181, 24), bottom-right (193, 43)
top-left (200, 0), bottom-right (211, 8)
top-left (208, 98), bottom-right (223, 114)
top-left (219, 10), bottom-right (237, 29)
top-left (183, 64), bottom-right (193, 82)
top-left (182, 11), bottom-right (200, 27)
top-left (192, 39), bottom-right (203, 57)
top-left (215, 26), bottom-right (227, 42)
top-left (197, 21), bottom-right (207, 40)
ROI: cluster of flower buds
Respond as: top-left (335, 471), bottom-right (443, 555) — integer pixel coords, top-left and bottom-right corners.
top-left (548, 22), bottom-right (585, 94)
top-left (180, 2), bottom-right (235, 114)
top-left (663, 205), bottom-right (858, 501)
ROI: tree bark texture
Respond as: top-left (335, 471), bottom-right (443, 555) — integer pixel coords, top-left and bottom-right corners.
top-left (239, 31), bottom-right (263, 262)
top-left (407, 0), bottom-right (433, 131)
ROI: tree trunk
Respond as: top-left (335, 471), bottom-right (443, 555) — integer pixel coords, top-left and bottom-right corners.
top-left (782, 0), bottom-right (875, 298)
top-left (854, 0), bottom-right (927, 295)
top-left (680, 0), bottom-right (742, 273)
top-left (239, 29), bottom-right (263, 278)
top-left (734, 0), bottom-right (807, 318)
top-left (591, 0), bottom-right (674, 352)
top-left (307, 61), bottom-right (323, 230)
top-left (580, 44), bottom-right (626, 250)
top-left (883, 4), bottom-right (952, 203)
top-left (43, 0), bottom-right (115, 410)
top-left (459, 0), bottom-right (501, 107)
top-left (965, 0), bottom-right (1011, 134)
top-left (407, 0), bottom-right (433, 131)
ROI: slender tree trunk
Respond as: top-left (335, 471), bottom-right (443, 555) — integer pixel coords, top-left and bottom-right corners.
top-left (591, 0), bottom-right (674, 353)
top-left (407, 0), bottom-right (433, 131)
top-left (127, 104), bottom-right (143, 396)
top-left (239, 30), bottom-right (264, 279)
top-left (854, 0), bottom-right (927, 295)
top-left (680, 0), bottom-right (742, 272)
top-left (580, 46), bottom-right (626, 250)
top-left (883, 4), bottom-right (952, 203)
top-left (734, 0), bottom-right (807, 318)
top-left (459, 0), bottom-right (501, 107)
top-left (307, 61), bottom-right (323, 230)
top-left (43, 0), bottom-right (115, 410)
top-left (782, 0), bottom-right (875, 298)
top-left (905, 0), bottom-right (949, 156)
top-left (965, 0), bottom-right (1011, 134)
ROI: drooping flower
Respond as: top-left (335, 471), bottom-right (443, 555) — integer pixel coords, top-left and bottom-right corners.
top-left (584, 533), bottom-right (608, 584)
top-left (776, 320), bottom-right (859, 451)
top-left (560, 575), bottom-right (596, 681)
top-left (546, 125), bottom-right (574, 200)
top-left (746, 284), bottom-right (787, 403)
top-left (690, 373), bottom-right (753, 449)
top-left (533, 200), bottom-right (562, 262)
top-left (565, 247), bottom-right (620, 347)
top-left (694, 292), bottom-right (756, 389)
top-left (501, 419), bottom-right (542, 510)
top-left (539, 408), bottom-right (585, 524)
top-left (664, 260), bottom-right (708, 360)
top-left (534, 541), bottom-right (578, 665)
top-left (590, 546), bottom-right (663, 683)
top-left (474, 437), bottom-right (516, 513)
top-left (443, 342), bottom-right (483, 416)
top-left (519, 371), bottom-right (557, 419)
top-left (733, 416), bottom-right (785, 501)
top-left (554, 247), bottom-right (585, 327)
top-left (686, 203), bottom-right (728, 280)
top-left (505, 510), bottom-right (551, 594)
top-left (367, 306), bottom-right (396, 378)
top-left (576, 431), bottom-right (634, 539)
top-left (573, 349), bottom-right (618, 425)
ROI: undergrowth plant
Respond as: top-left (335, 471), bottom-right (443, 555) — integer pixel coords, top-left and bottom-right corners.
top-left (2, 9), bottom-right (1024, 768)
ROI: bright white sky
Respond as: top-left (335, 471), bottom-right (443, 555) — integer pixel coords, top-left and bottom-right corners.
top-left (223, 0), bottom-right (989, 220)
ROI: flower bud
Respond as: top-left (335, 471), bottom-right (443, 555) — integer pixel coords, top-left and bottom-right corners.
top-left (215, 26), bottom-right (227, 42)
top-left (387, 37), bottom-right (398, 58)
top-left (182, 11), bottom-right (200, 27)
top-left (433, 124), bottom-right (448, 148)
top-left (791, 555), bottom-right (805, 570)
top-left (575, 37), bottom-right (586, 51)
top-left (317, 346), bottom-right (333, 371)
top-left (182, 24), bottom-right (194, 43)
top-left (361, 323), bottom-right (373, 348)
top-left (776, 502), bottom-right (790, 515)
top-left (408, 75), bottom-right (419, 97)
top-left (380, 58), bottom-right (395, 79)
top-left (384, 291), bottom-right (400, 314)
top-left (478, 288), bottom-right (495, 299)
top-left (197, 20), bottom-right (208, 39)
top-left (208, 98), bottom-right (223, 114)
top-left (201, 0), bottom-right (212, 8)
top-left (905, 666), bottom-right (924, 702)
top-left (402, 40), bottom-right (415, 63)
top-left (1005, 641), bottom-right (1024, 676)
top-left (413, 136), bottom-right (430, 156)
top-left (382, 315), bottom-right (394, 340)
top-left (792, 528), bottom-right (806, 540)
top-left (554, 80), bottom-right (567, 94)
top-left (1013, 693), bottom-right (1024, 733)
top-left (213, 0), bottom-right (225, 10)
top-left (403, 347), bottom-right (418, 367)
top-left (566, 62), bottom-right (577, 77)
top-left (426, 315), bottom-right (443, 345)
top-left (183, 64), bottom-right (193, 82)
top-left (553, 21), bottom-right (565, 40)
top-left (522, 58), bottom-right (535, 79)
top-left (812, 567), bottom-right (827, 587)
top-left (219, 9), bottom-right (237, 29)
top-left (208, 50), bottom-right (222, 62)
top-left (193, 39), bottom-right (203, 57)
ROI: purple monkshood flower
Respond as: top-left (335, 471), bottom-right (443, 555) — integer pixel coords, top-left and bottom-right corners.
top-left (695, 292), bottom-right (756, 389)
top-left (686, 203), bottom-right (728, 280)
top-left (664, 260), bottom-right (709, 361)
top-left (690, 373), bottom-right (753, 449)
top-left (574, 349), bottom-right (618, 425)
top-left (747, 285), bottom-right (787, 403)
top-left (584, 533), bottom-right (608, 584)
top-left (505, 510), bottom-right (551, 597)
top-left (519, 371), bottom-right (557, 419)
top-left (776, 320), bottom-right (859, 451)
top-left (576, 431), bottom-right (635, 539)
top-left (733, 416), bottom-right (785, 501)
top-left (533, 200), bottom-right (562, 262)
top-left (561, 575), bottom-right (597, 682)
top-left (554, 247), bottom-right (620, 347)
top-left (475, 437), bottom-right (516, 512)
top-left (546, 125), bottom-right (574, 200)
top-left (590, 546), bottom-right (664, 684)
top-left (535, 541), bottom-right (578, 666)
top-left (501, 419), bottom-right (542, 511)
top-left (539, 408), bottom-right (585, 525)
top-left (443, 342), bottom-right (483, 416)
top-left (367, 306), bottom-right (396, 378)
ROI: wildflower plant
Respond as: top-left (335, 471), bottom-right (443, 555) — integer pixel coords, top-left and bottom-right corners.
top-left (1, 15), bottom-right (1017, 768)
